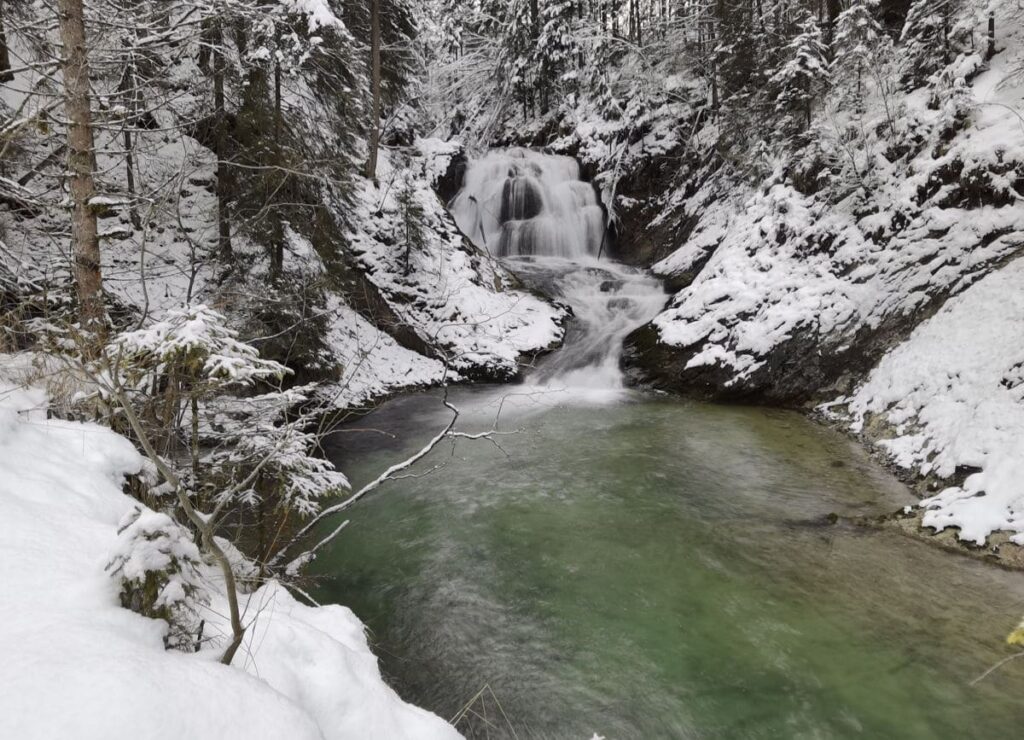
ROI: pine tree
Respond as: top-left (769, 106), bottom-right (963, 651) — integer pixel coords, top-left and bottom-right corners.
top-left (537, 0), bottom-right (583, 100)
top-left (498, 0), bottom-right (539, 115)
top-left (771, 15), bottom-right (831, 132)
top-left (899, 0), bottom-right (960, 90)
top-left (396, 171), bottom-right (427, 275)
top-left (833, 0), bottom-right (885, 109)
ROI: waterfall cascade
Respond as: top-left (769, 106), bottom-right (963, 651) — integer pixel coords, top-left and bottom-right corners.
top-left (450, 148), bottom-right (606, 259)
top-left (450, 148), bottom-right (665, 392)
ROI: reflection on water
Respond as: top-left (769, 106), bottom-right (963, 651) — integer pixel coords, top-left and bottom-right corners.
top-left (316, 389), bottom-right (1024, 739)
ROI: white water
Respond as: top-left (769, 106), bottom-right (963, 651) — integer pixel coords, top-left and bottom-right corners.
top-left (451, 148), bottom-right (664, 393)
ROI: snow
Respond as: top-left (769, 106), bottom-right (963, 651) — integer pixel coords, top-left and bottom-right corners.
top-left (0, 378), bottom-right (461, 739)
top-left (286, 0), bottom-right (345, 32)
top-left (115, 304), bottom-right (289, 385)
top-left (843, 257), bottom-right (1024, 545)
top-left (233, 582), bottom-right (459, 740)
top-left (416, 137), bottom-right (463, 187)
top-left (321, 297), bottom-right (450, 409)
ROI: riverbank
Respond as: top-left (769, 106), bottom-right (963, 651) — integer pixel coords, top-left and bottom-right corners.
top-left (0, 380), bottom-right (461, 740)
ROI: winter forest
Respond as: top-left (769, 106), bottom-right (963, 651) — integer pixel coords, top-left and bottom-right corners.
top-left (4, 0), bottom-right (1024, 737)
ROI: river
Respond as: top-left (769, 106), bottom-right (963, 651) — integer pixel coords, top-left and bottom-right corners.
top-left (313, 149), bottom-right (1024, 738)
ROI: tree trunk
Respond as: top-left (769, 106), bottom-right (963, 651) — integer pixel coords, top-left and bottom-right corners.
top-left (987, 11), bottom-right (995, 60)
top-left (364, 0), bottom-right (381, 180)
top-left (805, 79), bottom-right (812, 129)
top-left (212, 20), bottom-right (232, 260)
top-left (119, 42), bottom-right (141, 230)
top-left (57, 0), bottom-right (106, 342)
top-left (0, 1), bottom-right (13, 84)
top-left (271, 53), bottom-right (283, 278)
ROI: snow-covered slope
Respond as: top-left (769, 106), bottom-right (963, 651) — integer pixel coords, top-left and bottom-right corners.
top-left (614, 2), bottom-right (1024, 402)
top-left (836, 256), bottom-right (1024, 546)
top-left (0, 382), bottom-right (461, 740)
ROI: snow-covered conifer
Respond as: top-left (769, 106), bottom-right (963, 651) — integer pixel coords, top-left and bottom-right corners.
top-left (771, 15), bottom-right (831, 132)
top-left (833, 0), bottom-right (885, 108)
top-left (899, 0), bottom-right (962, 89)
top-left (106, 506), bottom-right (208, 651)
top-left (537, 0), bottom-right (584, 96)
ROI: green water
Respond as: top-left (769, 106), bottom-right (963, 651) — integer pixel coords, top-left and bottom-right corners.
top-left (315, 388), bottom-right (1024, 738)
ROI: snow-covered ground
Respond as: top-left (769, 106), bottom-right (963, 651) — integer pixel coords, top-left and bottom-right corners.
top-left (0, 380), bottom-right (461, 739)
top-left (837, 256), bottom-right (1024, 546)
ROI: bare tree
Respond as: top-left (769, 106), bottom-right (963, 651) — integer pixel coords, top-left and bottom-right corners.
top-left (57, 0), bottom-right (106, 341)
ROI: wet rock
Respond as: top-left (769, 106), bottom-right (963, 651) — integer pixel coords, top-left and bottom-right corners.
top-left (499, 176), bottom-right (545, 223)
top-left (434, 147), bottom-right (468, 205)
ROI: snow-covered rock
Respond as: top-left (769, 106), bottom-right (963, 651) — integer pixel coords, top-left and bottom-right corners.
top-left (843, 256), bottom-right (1024, 546)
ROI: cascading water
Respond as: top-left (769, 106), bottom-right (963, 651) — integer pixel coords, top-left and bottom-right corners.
top-left (450, 148), bottom-right (665, 391)
top-left (451, 149), bottom-right (606, 258)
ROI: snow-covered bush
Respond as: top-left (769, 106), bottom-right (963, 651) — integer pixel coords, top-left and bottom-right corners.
top-left (106, 505), bottom-right (208, 651)
top-left (202, 387), bottom-right (350, 568)
top-left (112, 304), bottom-right (288, 389)
top-left (99, 304), bottom-right (355, 661)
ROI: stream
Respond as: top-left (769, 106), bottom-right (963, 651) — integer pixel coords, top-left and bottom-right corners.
top-left (313, 150), bottom-right (1024, 738)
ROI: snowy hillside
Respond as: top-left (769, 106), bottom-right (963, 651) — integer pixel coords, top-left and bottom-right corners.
top-left (624, 2), bottom-right (1024, 407)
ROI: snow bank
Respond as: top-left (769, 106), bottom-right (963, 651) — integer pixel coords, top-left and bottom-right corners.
top-left (0, 378), bottom-right (461, 739)
top-left (844, 257), bottom-right (1024, 545)
top-left (321, 297), bottom-right (450, 408)
top-left (234, 582), bottom-right (459, 739)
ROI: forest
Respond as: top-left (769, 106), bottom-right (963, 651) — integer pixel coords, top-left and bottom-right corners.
top-left (3, 0), bottom-right (1024, 737)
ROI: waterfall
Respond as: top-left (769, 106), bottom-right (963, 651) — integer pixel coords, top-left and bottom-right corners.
top-left (450, 148), bottom-right (606, 259)
top-left (450, 148), bottom-right (665, 394)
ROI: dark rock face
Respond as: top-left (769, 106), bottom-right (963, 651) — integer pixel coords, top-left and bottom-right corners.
top-left (499, 176), bottom-right (544, 222)
top-left (435, 147), bottom-right (469, 206)
top-left (608, 149), bottom-right (710, 269)
top-left (620, 259), bottom-right (1017, 407)
top-left (621, 321), bottom-right (872, 407)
